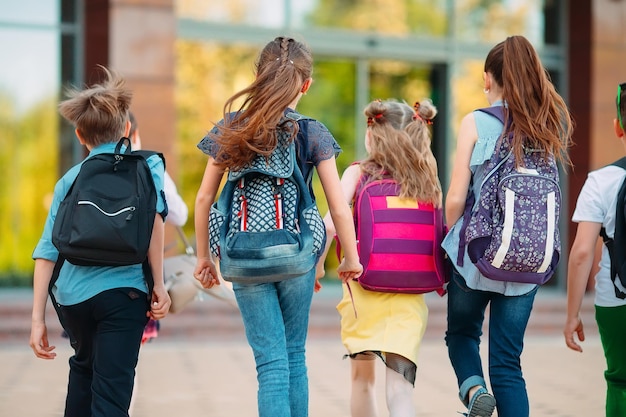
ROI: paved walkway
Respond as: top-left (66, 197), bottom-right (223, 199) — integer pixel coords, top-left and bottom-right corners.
top-left (0, 284), bottom-right (605, 416)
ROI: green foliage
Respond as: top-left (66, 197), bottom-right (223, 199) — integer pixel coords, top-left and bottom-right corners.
top-left (307, 0), bottom-right (448, 36)
top-left (0, 93), bottom-right (58, 285)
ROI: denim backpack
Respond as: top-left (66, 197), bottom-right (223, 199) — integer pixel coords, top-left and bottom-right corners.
top-left (460, 106), bottom-right (561, 285)
top-left (208, 112), bottom-right (325, 283)
top-left (599, 157), bottom-right (626, 299)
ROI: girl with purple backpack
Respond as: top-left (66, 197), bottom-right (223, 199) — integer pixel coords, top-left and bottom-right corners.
top-left (442, 35), bottom-right (573, 417)
top-left (316, 98), bottom-right (442, 417)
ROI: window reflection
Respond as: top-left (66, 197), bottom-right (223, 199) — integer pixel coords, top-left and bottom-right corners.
top-left (0, 0), bottom-right (59, 25)
top-left (454, 0), bottom-right (545, 45)
top-left (176, 0), bottom-right (448, 37)
top-left (0, 1), bottom-right (66, 282)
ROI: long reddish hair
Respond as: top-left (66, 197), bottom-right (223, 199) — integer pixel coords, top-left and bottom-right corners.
top-left (211, 37), bottom-right (313, 170)
top-left (484, 35), bottom-right (573, 165)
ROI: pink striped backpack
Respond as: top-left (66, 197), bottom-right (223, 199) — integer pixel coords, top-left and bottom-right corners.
top-left (349, 175), bottom-right (448, 294)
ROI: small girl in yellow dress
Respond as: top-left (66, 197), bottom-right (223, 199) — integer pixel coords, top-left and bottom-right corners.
top-left (316, 98), bottom-right (441, 417)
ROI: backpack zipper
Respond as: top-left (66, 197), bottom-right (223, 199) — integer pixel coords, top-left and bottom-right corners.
top-left (77, 201), bottom-right (136, 220)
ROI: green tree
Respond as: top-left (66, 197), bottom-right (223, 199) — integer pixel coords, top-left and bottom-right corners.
top-left (0, 94), bottom-right (58, 284)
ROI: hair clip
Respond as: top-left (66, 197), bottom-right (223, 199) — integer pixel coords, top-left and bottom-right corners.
top-left (367, 117), bottom-right (374, 126)
top-left (275, 57), bottom-right (294, 64)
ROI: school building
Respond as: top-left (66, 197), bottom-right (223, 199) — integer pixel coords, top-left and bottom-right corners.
top-left (2, 0), bottom-right (625, 290)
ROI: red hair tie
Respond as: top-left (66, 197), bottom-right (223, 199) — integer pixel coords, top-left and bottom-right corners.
top-left (412, 101), bottom-right (433, 125)
top-left (367, 113), bottom-right (384, 127)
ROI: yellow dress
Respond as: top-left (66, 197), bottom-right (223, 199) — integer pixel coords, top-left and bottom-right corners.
top-left (336, 280), bottom-right (428, 365)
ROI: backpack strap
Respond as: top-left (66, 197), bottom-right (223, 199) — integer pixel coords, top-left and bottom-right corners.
top-left (456, 107), bottom-right (510, 268)
top-left (475, 105), bottom-right (507, 125)
top-left (600, 157), bottom-right (626, 299)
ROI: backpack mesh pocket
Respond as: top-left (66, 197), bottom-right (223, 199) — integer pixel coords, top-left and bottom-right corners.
top-left (303, 204), bottom-right (325, 253)
top-left (209, 203), bottom-right (227, 257)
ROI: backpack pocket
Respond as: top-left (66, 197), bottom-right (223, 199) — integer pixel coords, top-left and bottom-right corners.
top-left (225, 229), bottom-right (300, 259)
top-left (69, 192), bottom-right (140, 253)
top-left (468, 172), bottom-right (561, 284)
top-left (302, 204), bottom-right (325, 253)
top-left (209, 203), bottom-right (227, 257)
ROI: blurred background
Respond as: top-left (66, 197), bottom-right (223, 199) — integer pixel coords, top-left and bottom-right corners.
top-left (1, 0), bottom-right (624, 291)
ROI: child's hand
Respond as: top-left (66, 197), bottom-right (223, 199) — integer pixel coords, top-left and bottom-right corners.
top-left (564, 316), bottom-right (585, 352)
top-left (30, 321), bottom-right (56, 360)
top-left (314, 278), bottom-right (323, 293)
top-left (315, 262), bottom-right (325, 280)
top-left (194, 257), bottom-right (220, 289)
top-left (337, 258), bottom-right (363, 283)
top-left (149, 285), bottom-right (171, 320)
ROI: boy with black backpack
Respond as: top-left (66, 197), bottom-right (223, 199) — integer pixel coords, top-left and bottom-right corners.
top-left (565, 82), bottom-right (626, 417)
top-left (29, 67), bottom-right (170, 417)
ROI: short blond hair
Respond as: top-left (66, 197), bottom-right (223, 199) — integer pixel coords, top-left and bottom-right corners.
top-left (58, 66), bottom-right (132, 147)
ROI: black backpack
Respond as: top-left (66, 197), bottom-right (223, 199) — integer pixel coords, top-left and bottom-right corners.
top-left (52, 137), bottom-right (166, 267)
top-left (600, 157), bottom-right (626, 299)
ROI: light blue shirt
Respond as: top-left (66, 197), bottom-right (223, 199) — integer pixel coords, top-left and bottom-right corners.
top-left (32, 142), bottom-right (166, 306)
top-left (441, 102), bottom-right (537, 295)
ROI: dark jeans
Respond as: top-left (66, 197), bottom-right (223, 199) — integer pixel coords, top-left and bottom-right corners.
top-left (58, 288), bottom-right (149, 417)
top-left (445, 269), bottom-right (537, 417)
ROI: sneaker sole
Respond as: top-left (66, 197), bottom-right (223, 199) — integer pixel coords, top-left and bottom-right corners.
top-left (468, 393), bottom-right (496, 417)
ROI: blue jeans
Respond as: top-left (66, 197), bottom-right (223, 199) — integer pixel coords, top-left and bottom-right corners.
top-left (445, 269), bottom-right (537, 417)
top-left (233, 268), bottom-right (316, 417)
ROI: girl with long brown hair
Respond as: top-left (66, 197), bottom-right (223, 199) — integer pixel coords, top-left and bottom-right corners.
top-left (194, 36), bottom-right (362, 417)
top-left (442, 35), bottom-right (573, 417)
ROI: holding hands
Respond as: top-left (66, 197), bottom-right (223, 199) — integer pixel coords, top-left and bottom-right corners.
top-left (194, 256), bottom-right (220, 289)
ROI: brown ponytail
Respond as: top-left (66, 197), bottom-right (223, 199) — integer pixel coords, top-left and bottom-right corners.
top-left (484, 36), bottom-right (573, 166)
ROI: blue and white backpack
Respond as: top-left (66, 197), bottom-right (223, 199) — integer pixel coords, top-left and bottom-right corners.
top-left (208, 112), bottom-right (325, 283)
top-left (460, 106), bottom-right (561, 285)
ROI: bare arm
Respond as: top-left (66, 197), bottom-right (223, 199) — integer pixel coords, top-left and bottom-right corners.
top-left (564, 221), bottom-right (600, 352)
top-left (316, 157), bottom-right (363, 282)
top-left (316, 163), bottom-right (361, 280)
top-left (30, 258), bottom-right (56, 359)
top-left (148, 215), bottom-right (170, 319)
top-left (445, 113), bottom-right (478, 228)
top-left (193, 158), bottom-right (224, 288)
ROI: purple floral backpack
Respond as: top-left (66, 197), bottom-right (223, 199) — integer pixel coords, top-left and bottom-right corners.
top-left (460, 106), bottom-right (561, 285)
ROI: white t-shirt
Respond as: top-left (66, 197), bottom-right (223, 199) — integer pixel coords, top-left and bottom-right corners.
top-left (163, 171), bottom-right (188, 227)
top-left (572, 165), bottom-right (626, 307)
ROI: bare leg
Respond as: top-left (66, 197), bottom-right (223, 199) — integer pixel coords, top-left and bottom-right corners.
top-left (385, 362), bottom-right (415, 417)
top-left (350, 354), bottom-right (378, 417)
